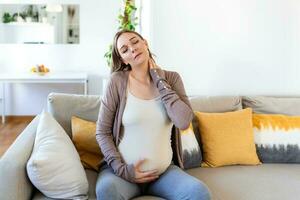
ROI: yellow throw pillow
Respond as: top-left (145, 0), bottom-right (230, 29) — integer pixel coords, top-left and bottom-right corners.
top-left (71, 116), bottom-right (103, 171)
top-left (195, 108), bottom-right (261, 167)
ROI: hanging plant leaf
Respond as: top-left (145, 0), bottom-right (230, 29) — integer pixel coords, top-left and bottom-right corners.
top-left (104, 0), bottom-right (138, 67)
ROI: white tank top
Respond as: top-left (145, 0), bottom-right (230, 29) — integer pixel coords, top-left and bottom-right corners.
top-left (118, 90), bottom-right (173, 175)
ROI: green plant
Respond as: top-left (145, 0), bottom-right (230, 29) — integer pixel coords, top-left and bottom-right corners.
top-left (118, 0), bottom-right (138, 31)
top-left (104, 44), bottom-right (113, 67)
top-left (21, 5), bottom-right (39, 22)
top-left (104, 0), bottom-right (138, 67)
top-left (24, 5), bottom-right (34, 17)
top-left (2, 12), bottom-right (13, 23)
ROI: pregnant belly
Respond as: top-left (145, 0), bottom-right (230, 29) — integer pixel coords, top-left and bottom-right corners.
top-left (118, 137), bottom-right (173, 175)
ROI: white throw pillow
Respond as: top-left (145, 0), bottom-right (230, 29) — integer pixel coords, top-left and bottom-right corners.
top-left (26, 111), bottom-right (88, 199)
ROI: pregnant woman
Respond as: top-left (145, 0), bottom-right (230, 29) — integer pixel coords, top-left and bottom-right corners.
top-left (96, 30), bottom-right (211, 200)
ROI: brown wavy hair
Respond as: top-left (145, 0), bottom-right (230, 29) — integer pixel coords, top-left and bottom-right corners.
top-left (111, 30), bottom-right (155, 73)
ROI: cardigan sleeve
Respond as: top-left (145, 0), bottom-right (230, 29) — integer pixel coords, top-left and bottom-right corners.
top-left (149, 68), bottom-right (193, 130)
top-left (95, 75), bottom-right (135, 182)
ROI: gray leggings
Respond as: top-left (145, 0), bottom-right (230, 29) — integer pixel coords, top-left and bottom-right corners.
top-left (96, 164), bottom-right (211, 200)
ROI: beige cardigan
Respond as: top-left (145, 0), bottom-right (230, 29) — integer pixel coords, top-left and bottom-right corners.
top-left (96, 68), bottom-right (193, 182)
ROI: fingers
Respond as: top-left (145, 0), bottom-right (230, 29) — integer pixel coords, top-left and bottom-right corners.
top-left (134, 159), bottom-right (146, 173)
top-left (135, 169), bottom-right (159, 180)
top-left (139, 169), bottom-right (159, 177)
top-left (133, 159), bottom-right (160, 183)
top-left (135, 175), bottom-right (159, 183)
top-left (149, 57), bottom-right (162, 69)
top-left (148, 58), bottom-right (156, 69)
top-left (135, 169), bottom-right (159, 183)
top-left (148, 59), bottom-right (153, 69)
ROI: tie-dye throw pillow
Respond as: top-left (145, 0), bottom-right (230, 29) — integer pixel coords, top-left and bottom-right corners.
top-left (178, 122), bottom-right (202, 169)
top-left (253, 113), bottom-right (300, 163)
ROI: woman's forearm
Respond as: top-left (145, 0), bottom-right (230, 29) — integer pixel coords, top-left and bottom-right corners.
top-left (150, 69), bottom-right (193, 130)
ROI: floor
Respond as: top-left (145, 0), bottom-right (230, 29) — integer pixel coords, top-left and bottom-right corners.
top-left (0, 116), bottom-right (35, 157)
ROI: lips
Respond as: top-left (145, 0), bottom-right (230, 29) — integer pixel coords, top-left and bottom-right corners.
top-left (134, 52), bottom-right (142, 59)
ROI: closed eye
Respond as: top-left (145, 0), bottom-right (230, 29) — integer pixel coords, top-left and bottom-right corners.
top-left (122, 48), bottom-right (128, 53)
top-left (121, 40), bottom-right (139, 54)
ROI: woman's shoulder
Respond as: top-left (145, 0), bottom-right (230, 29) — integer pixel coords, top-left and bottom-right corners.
top-left (108, 70), bottom-right (128, 84)
top-left (161, 69), bottom-right (181, 82)
top-left (162, 69), bottom-right (180, 76)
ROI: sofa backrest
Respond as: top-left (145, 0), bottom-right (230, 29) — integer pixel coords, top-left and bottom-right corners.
top-left (190, 96), bottom-right (242, 112)
top-left (49, 93), bottom-right (300, 138)
top-left (47, 93), bottom-right (245, 137)
top-left (47, 92), bottom-right (101, 137)
top-left (242, 96), bottom-right (300, 115)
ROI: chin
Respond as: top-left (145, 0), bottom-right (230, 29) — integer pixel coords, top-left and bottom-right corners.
top-left (134, 55), bottom-right (148, 66)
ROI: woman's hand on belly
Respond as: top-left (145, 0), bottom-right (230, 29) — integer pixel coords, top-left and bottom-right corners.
top-left (134, 158), bottom-right (159, 183)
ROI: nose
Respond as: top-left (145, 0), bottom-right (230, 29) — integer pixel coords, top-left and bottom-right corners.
top-left (129, 45), bottom-right (137, 53)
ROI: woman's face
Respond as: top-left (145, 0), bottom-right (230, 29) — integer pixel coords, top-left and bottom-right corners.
top-left (117, 32), bottom-right (149, 68)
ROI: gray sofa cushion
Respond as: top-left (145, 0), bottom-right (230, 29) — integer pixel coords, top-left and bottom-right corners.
top-left (33, 163), bottom-right (300, 200)
top-left (47, 93), bottom-right (101, 137)
top-left (242, 96), bottom-right (300, 115)
top-left (187, 164), bottom-right (300, 200)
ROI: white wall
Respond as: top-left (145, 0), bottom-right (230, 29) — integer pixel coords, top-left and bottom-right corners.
top-left (149, 0), bottom-right (300, 96)
top-left (1, 0), bottom-right (300, 115)
top-left (0, 0), bottom-right (120, 115)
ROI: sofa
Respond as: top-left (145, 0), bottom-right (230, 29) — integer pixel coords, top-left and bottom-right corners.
top-left (1, 93), bottom-right (300, 200)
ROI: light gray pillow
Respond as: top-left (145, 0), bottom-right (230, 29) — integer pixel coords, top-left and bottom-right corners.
top-left (242, 96), bottom-right (300, 115)
top-left (26, 111), bottom-right (88, 199)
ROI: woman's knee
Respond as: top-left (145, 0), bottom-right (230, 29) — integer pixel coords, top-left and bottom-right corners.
top-left (187, 180), bottom-right (211, 200)
top-left (96, 168), bottom-right (140, 200)
top-left (96, 178), bottom-right (123, 200)
top-left (96, 168), bottom-right (127, 200)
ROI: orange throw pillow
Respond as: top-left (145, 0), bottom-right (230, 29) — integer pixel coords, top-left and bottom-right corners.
top-left (71, 116), bottom-right (103, 171)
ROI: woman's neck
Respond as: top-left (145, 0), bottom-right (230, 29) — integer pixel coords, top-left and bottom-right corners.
top-left (130, 61), bottom-right (151, 84)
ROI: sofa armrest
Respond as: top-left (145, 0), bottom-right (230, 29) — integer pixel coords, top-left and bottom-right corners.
top-left (0, 115), bottom-right (40, 200)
